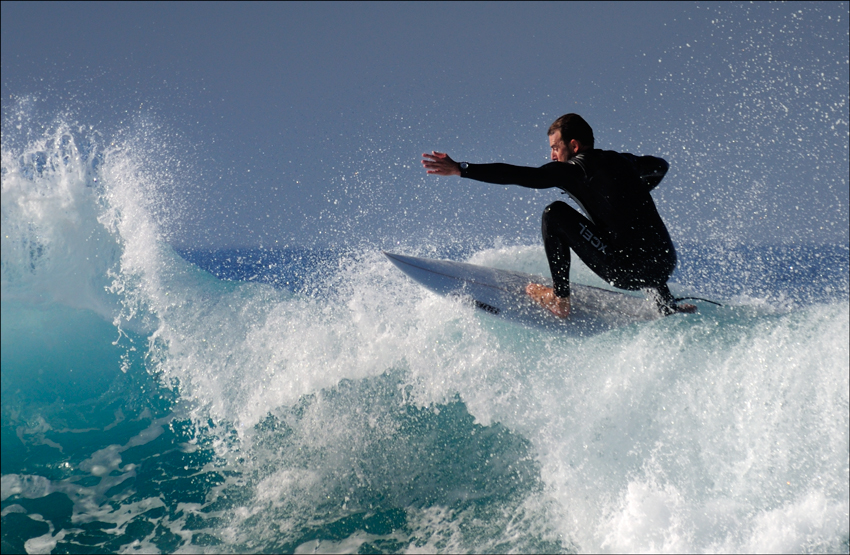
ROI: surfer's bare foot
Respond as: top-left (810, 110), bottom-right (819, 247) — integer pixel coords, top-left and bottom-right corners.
top-left (677, 302), bottom-right (697, 314)
top-left (526, 283), bottom-right (570, 318)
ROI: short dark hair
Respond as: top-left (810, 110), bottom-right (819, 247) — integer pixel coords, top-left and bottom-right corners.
top-left (548, 113), bottom-right (594, 148)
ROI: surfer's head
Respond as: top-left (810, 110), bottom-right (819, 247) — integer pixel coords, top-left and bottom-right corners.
top-left (548, 114), bottom-right (594, 162)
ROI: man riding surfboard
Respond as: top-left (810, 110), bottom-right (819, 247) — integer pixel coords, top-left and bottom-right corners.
top-left (422, 113), bottom-right (696, 318)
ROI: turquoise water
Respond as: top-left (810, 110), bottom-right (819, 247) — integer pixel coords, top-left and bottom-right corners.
top-left (2, 121), bottom-right (848, 554)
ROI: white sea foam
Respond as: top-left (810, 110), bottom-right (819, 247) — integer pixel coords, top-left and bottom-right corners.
top-left (2, 109), bottom-right (847, 553)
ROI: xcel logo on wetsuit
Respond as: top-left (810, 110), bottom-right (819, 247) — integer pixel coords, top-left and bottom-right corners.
top-left (578, 222), bottom-right (607, 253)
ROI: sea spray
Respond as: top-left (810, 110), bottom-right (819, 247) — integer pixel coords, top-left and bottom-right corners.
top-left (2, 111), bottom-right (848, 553)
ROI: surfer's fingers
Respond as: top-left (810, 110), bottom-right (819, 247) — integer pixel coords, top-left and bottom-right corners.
top-left (422, 151), bottom-right (449, 162)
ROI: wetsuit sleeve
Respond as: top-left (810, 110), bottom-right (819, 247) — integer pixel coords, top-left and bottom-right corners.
top-left (619, 154), bottom-right (669, 192)
top-left (461, 162), bottom-right (584, 190)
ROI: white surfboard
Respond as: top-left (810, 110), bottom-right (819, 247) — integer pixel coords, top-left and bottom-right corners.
top-left (384, 251), bottom-right (661, 334)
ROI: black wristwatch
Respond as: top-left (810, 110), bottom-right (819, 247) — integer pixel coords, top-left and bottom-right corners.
top-left (459, 162), bottom-right (469, 176)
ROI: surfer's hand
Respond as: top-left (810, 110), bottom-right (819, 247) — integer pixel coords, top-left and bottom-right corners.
top-left (422, 151), bottom-right (461, 176)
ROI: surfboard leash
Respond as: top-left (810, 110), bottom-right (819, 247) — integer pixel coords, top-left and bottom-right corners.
top-left (674, 296), bottom-right (723, 307)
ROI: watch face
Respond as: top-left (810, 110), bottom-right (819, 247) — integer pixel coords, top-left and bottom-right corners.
top-left (460, 162), bottom-right (468, 169)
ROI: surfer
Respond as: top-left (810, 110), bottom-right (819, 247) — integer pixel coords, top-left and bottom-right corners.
top-left (421, 113), bottom-right (696, 318)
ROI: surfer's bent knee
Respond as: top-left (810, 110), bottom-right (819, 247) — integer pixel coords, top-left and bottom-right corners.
top-left (542, 202), bottom-right (571, 233)
top-left (543, 201), bottom-right (569, 219)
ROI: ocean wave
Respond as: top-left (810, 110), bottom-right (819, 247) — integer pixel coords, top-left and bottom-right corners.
top-left (2, 110), bottom-right (848, 553)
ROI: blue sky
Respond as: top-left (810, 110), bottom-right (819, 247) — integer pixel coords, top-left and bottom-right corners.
top-left (2, 1), bottom-right (848, 248)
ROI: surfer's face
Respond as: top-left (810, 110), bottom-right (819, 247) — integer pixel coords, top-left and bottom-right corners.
top-left (549, 131), bottom-right (581, 162)
top-left (549, 131), bottom-right (567, 162)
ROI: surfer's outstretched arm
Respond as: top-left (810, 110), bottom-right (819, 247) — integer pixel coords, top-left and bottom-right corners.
top-left (422, 152), bottom-right (581, 190)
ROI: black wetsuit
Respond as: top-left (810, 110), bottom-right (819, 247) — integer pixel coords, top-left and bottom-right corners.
top-left (460, 149), bottom-right (683, 314)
